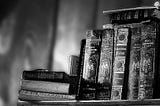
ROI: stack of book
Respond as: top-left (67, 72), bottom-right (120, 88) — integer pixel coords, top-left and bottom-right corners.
top-left (76, 6), bottom-right (160, 101)
top-left (18, 69), bottom-right (78, 101)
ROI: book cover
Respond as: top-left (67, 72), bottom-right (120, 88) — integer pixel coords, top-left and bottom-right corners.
top-left (81, 30), bottom-right (102, 99)
top-left (21, 80), bottom-right (77, 94)
top-left (138, 21), bottom-right (158, 99)
top-left (22, 69), bottom-right (70, 83)
top-left (97, 25), bottom-right (114, 100)
top-left (18, 89), bottom-right (76, 101)
top-left (111, 27), bottom-right (131, 100)
top-left (128, 25), bottom-right (141, 100)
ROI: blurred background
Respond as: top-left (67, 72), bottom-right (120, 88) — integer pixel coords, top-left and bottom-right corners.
top-left (0, 0), bottom-right (157, 105)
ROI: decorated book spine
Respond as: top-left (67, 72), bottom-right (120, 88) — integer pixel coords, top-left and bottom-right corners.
top-left (111, 27), bottom-right (130, 100)
top-left (138, 22), bottom-right (156, 99)
top-left (97, 26), bottom-right (114, 100)
top-left (128, 26), bottom-right (141, 100)
top-left (81, 30), bottom-right (102, 99)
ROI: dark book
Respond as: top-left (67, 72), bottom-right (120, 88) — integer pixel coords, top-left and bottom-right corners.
top-left (18, 89), bottom-right (76, 101)
top-left (97, 25), bottom-right (114, 100)
top-left (111, 27), bottom-right (131, 100)
top-left (128, 24), bottom-right (141, 100)
top-left (81, 30), bottom-right (103, 100)
top-left (76, 39), bottom-right (86, 100)
top-left (138, 20), bottom-right (160, 99)
top-left (22, 69), bottom-right (70, 83)
top-left (21, 80), bottom-right (77, 94)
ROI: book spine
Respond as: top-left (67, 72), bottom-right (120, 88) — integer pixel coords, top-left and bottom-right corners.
top-left (82, 30), bottom-right (102, 83)
top-left (21, 80), bottom-right (71, 94)
top-left (97, 27), bottom-right (114, 99)
top-left (19, 89), bottom-right (76, 101)
top-left (22, 71), bottom-right (70, 82)
top-left (138, 22), bottom-right (156, 99)
top-left (111, 27), bottom-right (130, 100)
top-left (128, 26), bottom-right (141, 100)
top-left (81, 30), bottom-right (102, 99)
top-left (76, 39), bottom-right (86, 100)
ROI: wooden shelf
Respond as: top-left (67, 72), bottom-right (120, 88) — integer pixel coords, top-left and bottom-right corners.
top-left (17, 99), bottom-right (160, 106)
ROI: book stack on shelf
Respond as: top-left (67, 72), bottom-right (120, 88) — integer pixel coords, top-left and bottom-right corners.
top-left (18, 3), bottom-right (160, 106)
top-left (18, 69), bottom-right (78, 101)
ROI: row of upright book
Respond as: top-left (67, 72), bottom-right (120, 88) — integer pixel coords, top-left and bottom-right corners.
top-left (18, 6), bottom-right (160, 102)
top-left (77, 6), bottom-right (160, 100)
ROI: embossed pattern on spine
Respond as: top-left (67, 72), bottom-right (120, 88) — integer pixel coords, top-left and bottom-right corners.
top-left (128, 26), bottom-right (141, 100)
top-left (111, 28), bottom-right (129, 100)
top-left (97, 27), bottom-right (114, 100)
top-left (138, 22), bottom-right (156, 99)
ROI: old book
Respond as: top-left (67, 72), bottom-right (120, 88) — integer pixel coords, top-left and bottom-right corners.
top-left (127, 25), bottom-right (141, 100)
top-left (111, 27), bottom-right (131, 100)
top-left (82, 30), bottom-right (102, 83)
top-left (76, 39), bottom-right (86, 100)
top-left (81, 30), bottom-right (103, 99)
top-left (97, 25), bottom-right (114, 100)
top-left (68, 55), bottom-right (79, 76)
top-left (138, 20), bottom-right (160, 99)
top-left (103, 6), bottom-right (157, 24)
top-left (18, 89), bottom-right (76, 101)
top-left (22, 69), bottom-right (70, 83)
top-left (21, 80), bottom-right (77, 94)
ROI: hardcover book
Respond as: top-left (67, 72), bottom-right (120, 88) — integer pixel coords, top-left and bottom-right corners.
top-left (22, 69), bottom-right (70, 83)
top-left (82, 30), bottom-right (102, 83)
top-left (138, 20), bottom-right (160, 99)
top-left (128, 25), bottom-right (141, 100)
top-left (111, 27), bottom-right (131, 100)
top-left (21, 80), bottom-right (77, 94)
top-left (97, 25), bottom-right (114, 100)
top-left (81, 30), bottom-right (103, 99)
top-left (76, 39), bottom-right (86, 100)
top-left (19, 89), bottom-right (76, 101)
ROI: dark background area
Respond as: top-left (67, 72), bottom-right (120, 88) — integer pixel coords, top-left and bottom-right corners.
top-left (0, 0), bottom-right (156, 105)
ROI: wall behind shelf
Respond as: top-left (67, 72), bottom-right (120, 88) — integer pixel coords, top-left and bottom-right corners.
top-left (0, 0), bottom-right (157, 106)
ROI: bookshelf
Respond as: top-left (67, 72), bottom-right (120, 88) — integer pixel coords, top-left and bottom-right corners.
top-left (17, 5), bottom-right (160, 106)
top-left (17, 99), bottom-right (160, 106)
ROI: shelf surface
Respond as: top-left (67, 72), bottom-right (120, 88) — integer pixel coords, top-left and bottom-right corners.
top-left (17, 99), bottom-right (160, 106)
